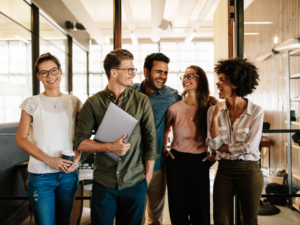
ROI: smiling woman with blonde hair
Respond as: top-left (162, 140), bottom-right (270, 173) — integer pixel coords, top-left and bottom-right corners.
top-left (16, 53), bottom-right (82, 225)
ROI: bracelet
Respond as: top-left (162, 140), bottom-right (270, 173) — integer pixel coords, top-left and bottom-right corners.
top-left (210, 128), bottom-right (219, 131)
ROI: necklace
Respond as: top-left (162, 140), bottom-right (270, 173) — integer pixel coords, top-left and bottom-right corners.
top-left (44, 93), bottom-right (63, 108)
top-left (229, 99), bottom-right (242, 119)
top-left (184, 99), bottom-right (197, 120)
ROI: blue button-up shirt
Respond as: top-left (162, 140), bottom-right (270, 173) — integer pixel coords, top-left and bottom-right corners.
top-left (132, 81), bottom-right (181, 171)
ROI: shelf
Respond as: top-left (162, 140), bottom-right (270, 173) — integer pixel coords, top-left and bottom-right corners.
top-left (285, 143), bottom-right (300, 150)
top-left (290, 48), bottom-right (300, 56)
top-left (293, 203), bottom-right (300, 212)
top-left (290, 73), bottom-right (300, 79)
top-left (292, 173), bottom-right (300, 180)
top-left (292, 144), bottom-right (300, 150)
top-left (291, 98), bottom-right (300, 102)
top-left (284, 121), bottom-right (300, 125)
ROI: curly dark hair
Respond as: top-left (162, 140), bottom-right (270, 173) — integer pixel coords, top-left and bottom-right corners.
top-left (35, 52), bottom-right (61, 73)
top-left (104, 48), bottom-right (134, 80)
top-left (143, 53), bottom-right (170, 73)
top-left (214, 57), bottom-right (260, 97)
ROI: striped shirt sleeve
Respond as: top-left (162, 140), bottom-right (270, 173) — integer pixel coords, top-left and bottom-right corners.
top-left (206, 106), bottom-right (223, 150)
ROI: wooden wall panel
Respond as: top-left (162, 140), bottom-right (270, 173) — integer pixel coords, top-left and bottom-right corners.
top-left (244, 0), bottom-right (300, 186)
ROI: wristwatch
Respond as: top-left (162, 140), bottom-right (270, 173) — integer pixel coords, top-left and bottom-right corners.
top-left (211, 152), bottom-right (217, 156)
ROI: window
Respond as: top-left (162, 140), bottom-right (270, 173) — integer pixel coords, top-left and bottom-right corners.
top-left (72, 42), bottom-right (88, 102)
top-left (0, 2), bottom-right (32, 123)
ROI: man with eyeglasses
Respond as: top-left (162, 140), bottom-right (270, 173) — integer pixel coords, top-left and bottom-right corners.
top-left (132, 53), bottom-right (218, 225)
top-left (73, 48), bottom-right (158, 224)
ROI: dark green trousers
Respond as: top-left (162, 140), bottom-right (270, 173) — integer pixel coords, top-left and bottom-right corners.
top-left (213, 159), bottom-right (263, 225)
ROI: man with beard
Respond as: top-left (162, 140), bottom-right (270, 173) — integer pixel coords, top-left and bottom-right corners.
top-left (132, 53), bottom-right (218, 225)
top-left (74, 49), bottom-right (158, 224)
top-left (132, 53), bottom-right (180, 225)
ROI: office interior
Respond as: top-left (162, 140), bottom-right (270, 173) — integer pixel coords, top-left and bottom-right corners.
top-left (0, 0), bottom-right (300, 224)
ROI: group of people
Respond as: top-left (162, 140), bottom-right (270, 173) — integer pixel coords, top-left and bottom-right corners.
top-left (16, 48), bottom-right (264, 225)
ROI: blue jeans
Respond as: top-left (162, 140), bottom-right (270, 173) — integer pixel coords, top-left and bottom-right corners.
top-left (27, 171), bottom-right (79, 225)
top-left (91, 179), bottom-right (147, 225)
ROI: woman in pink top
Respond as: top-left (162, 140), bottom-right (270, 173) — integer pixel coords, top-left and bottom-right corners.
top-left (163, 65), bottom-right (214, 225)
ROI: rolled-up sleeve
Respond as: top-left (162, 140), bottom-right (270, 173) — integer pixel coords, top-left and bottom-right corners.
top-left (228, 109), bottom-right (264, 157)
top-left (73, 100), bottom-right (96, 150)
top-left (206, 106), bottom-right (223, 150)
top-left (141, 97), bottom-right (159, 161)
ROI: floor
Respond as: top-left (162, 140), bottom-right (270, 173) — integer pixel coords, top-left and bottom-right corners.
top-left (20, 166), bottom-right (300, 225)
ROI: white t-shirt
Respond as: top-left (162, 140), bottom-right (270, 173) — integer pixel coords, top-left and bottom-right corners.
top-left (19, 94), bottom-right (82, 173)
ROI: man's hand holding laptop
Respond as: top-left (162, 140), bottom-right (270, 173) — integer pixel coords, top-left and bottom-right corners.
top-left (107, 134), bottom-right (131, 156)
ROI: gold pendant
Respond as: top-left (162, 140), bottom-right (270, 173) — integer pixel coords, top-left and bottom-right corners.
top-left (191, 117), bottom-right (193, 120)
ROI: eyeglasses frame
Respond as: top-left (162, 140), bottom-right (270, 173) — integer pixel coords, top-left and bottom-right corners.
top-left (37, 67), bottom-right (60, 78)
top-left (179, 73), bottom-right (200, 80)
top-left (113, 68), bottom-right (138, 75)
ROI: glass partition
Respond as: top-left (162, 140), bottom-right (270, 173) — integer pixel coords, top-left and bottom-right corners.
top-left (72, 42), bottom-right (88, 102)
top-left (0, 0), bottom-right (31, 30)
top-left (160, 42), bottom-right (214, 95)
top-left (0, 8), bottom-right (32, 123)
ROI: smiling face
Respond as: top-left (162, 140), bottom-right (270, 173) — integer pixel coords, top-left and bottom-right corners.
top-left (145, 61), bottom-right (168, 90)
top-left (182, 68), bottom-right (199, 91)
top-left (216, 73), bottom-right (237, 99)
top-left (37, 60), bottom-right (62, 91)
top-left (114, 59), bottom-right (136, 88)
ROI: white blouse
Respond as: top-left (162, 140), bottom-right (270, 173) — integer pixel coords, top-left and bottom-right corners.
top-left (19, 94), bottom-right (82, 173)
top-left (206, 99), bottom-right (264, 161)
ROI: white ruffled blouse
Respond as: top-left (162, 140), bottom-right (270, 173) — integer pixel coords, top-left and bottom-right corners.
top-left (19, 94), bottom-right (82, 173)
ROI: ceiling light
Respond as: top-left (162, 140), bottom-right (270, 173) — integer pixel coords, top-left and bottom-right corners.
top-left (244, 22), bottom-right (273, 24)
top-left (184, 30), bottom-right (196, 44)
top-left (15, 35), bottom-right (29, 44)
top-left (105, 37), bottom-right (110, 45)
top-left (244, 33), bottom-right (259, 35)
top-left (131, 32), bottom-right (138, 45)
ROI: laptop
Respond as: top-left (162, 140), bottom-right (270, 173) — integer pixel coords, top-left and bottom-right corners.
top-left (94, 102), bottom-right (138, 162)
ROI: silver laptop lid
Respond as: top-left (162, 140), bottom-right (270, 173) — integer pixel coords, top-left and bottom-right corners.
top-left (94, 102), bottom-right (138, 161)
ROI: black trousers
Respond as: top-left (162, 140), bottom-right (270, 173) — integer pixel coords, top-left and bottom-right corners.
top-left (165, 149), bottom-right (211, 225)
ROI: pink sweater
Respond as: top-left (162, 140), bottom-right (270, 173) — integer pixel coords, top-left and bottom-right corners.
top-left (165, 100), bottom-right (208, 154)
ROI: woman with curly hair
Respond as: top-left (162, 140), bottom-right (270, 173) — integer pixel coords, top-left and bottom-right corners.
top-left (206, 57), bottom-right (264, 225)
top-left (163, 65), bottom-right (213, 225)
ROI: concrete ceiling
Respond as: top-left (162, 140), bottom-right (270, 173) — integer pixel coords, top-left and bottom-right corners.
top-left (80, 0), bottom-right (220, 40)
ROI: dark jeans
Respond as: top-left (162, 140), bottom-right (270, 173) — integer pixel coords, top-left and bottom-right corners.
top-left (165, 149), bottom-right (211, 225)
top-left (91, 179), bottom-right (147, 225)
top-left (213, 159), bottom-right (264, 225)
top-left (27, 170), bottom-right (79, 225)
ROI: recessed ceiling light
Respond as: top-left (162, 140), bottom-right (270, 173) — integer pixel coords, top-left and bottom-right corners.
top-left (244, 22), bottom-right (273, 24)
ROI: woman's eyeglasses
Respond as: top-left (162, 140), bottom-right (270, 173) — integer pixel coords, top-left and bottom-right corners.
top-left (179, 73), bottom-right (200, 80)
top-left (37, 68), bottom-right (60, 78)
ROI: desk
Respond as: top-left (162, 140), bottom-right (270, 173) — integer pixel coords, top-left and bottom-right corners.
top-left (259, 138), bottom-right (271, 173)
top-left (78, 169), bottom-right (93, 181)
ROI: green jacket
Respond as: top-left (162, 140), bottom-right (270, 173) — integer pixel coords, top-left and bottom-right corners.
top-left (73, 86), bottom-right (158, 189)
